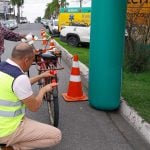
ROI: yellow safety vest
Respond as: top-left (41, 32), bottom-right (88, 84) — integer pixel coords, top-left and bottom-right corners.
top-left (0, 62), bottom-right (25, 137)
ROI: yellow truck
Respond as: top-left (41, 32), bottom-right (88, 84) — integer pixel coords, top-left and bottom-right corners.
top-left (58, 7), bottom-right (91, 31)
top-left (58, 2), bottom-right (149, 31)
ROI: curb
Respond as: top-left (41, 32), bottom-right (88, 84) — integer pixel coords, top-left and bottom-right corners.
top-left (120, 99), bottom-right (150, 145)
top-left (55, 40), bottom-right (150, 145)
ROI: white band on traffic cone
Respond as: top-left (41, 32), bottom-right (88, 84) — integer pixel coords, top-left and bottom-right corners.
top-left (72, 61), bottom-right (79, 68)
top-left (70, 75), bottom-right (81, 82)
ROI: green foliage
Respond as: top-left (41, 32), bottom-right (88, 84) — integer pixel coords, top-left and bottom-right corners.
top-left (44, 0), bottom-right (69, 19)
top-left (10, 0), bottom-right (16, 5)
top-left (10, 0), bottom-right (24, 23)
top-left (60, 0), bottom-right (69, 8)
top-left (15, 0), bottom-right (24, 6)
top-left (44, 0), bottom-right (59, 19)
top-left (35, 17), bottom-right (41, 23)
top-left (10, 0), bottom-right (24, 6)
top-left (124, 39), bottom-right (150, 73)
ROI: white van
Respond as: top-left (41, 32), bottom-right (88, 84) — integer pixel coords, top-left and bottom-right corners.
top-left (20, 17), bottom-right (28, 23)
top-left (48, 19), bottom-right (59, 35)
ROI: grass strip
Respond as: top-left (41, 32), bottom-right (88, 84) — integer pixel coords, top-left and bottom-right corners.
top-left (122, 72), bottom-right (150, 123)
top-left (55, 38), bottom-right (89, 66)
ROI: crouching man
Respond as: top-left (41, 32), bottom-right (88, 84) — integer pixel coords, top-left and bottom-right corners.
top-left (0, 43), bottom-right (62, 150)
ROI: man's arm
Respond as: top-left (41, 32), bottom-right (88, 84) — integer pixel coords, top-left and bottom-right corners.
top-left (22, 83), bottom-right (56, 112)
top-left (30, 71), bottom-right (54, 85)
top-left (30, 74), bottom-right (43, 85)
top-left (13, 74), bottom-right (57, 112)
top-left (2, 26), bottom-right (25, 41)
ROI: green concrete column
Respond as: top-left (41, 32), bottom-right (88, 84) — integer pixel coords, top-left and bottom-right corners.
top-left (89, 0), bottom-right (127, 110)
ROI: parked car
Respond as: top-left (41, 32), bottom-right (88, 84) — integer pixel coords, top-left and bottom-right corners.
top-left (60, 26), bottom-right (90, 47)
top-left (0, 20), bottom-right (6, 28)
top-left (20, 17), bottom-right (28, 23)
top-left (1, 19), bottom-right (18, 30)
top-left (41, 19), bottom-right (49, 28)
top-left (8, 19), bottom-right (18, 29)
top-left (48, 19), bottom-right (59, 35)
top-left (41, 18), bottom-right (46, 24)
top-left (60, 26), bottom-right (128, 47)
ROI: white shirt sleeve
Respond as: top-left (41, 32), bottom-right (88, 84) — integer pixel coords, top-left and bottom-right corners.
top-left (13, 74), bottom-right (33, 100)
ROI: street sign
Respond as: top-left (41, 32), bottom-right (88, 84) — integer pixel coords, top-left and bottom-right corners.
top-left (127, 1), bottom-right (150, 25)
top-left (60, 7), bottom-right (91, 13)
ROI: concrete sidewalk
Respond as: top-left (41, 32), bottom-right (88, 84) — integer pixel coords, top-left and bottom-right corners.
top-left (55, 41), bottom-right (150, 145)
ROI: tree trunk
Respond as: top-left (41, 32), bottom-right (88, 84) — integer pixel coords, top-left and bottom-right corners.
top-left (17, 6), bottom-right (20, 23)
top-left (13, 6), bottom-right (15, 19)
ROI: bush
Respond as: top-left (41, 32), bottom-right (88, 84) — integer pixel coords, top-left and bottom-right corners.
top-left (124, 25), bottom-right (150, 73)
top-left (124, 40), bottom-right (150, 73)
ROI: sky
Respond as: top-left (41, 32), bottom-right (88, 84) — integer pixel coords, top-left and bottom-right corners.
top-left (67, 0), bottom-right (91, 7)
top-left (22, 0), bottom-right (91, 23)
top-left (22, 0), bottom-right (52, 23)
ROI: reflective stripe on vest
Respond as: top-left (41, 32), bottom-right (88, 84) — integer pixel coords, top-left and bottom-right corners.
top-left (0, 99), bottom-right (21, 106)
top-left (0, 100), bottom-right (24, 117)
top-left (0, 108), bottom-right (25, 117)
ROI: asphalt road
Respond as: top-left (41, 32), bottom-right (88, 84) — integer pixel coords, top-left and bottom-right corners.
top-left (2, 23), bottom-right (150, 150)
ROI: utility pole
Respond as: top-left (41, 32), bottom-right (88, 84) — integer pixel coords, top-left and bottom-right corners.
top-left (58, 0), bottom-right (61, 14)
top-left (79, 0), bottom-right (82, 12)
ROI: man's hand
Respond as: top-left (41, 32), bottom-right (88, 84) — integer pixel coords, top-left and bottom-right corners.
top-left (43, 82), bottom-right (58, 93)
top-left (30, 71), bottom-right (55, 85)
top-left (40, 70), bottom-right (54, 78)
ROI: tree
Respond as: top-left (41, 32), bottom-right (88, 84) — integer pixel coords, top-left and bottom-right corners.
top-left (44, 0), bottom-right (69, 19)
top-left (10, 0), bottom-right (24, 23)
top-left (60, 0), bottom-right (69, 8)
top-left (44, 0), bottom-right (59, 19)
top-left (10, 0), bottom-right (16, 17)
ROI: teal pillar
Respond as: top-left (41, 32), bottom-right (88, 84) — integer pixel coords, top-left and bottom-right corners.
top-left (89, 0), bottom-right (127, 110)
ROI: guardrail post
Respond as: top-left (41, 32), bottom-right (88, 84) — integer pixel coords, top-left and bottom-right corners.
top-left (89, 0), bottom-right (127, 110)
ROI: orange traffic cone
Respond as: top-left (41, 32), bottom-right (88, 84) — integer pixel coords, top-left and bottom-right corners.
top-left (62, 54), bottom-right (88, 102)
top-left (49, 38), bottom-right (55, 50)
top-left (42, 32), bottom-right (47, 45)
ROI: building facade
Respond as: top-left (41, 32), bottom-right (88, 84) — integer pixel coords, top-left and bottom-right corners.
top-left (0, 0), bottom-right (14, 20)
